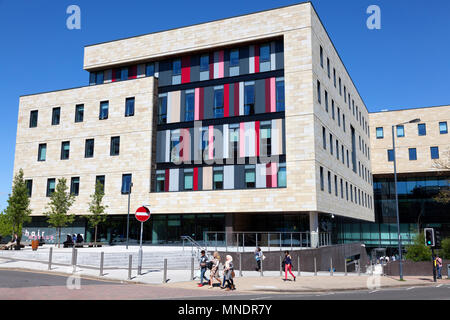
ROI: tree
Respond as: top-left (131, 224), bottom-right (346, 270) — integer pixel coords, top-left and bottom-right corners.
top-left (44, 178), bottom-right (75, 248)
top-left (0, 212), bottom-right (13, 238)
top-left (441, 238), bottom-right (450, 259)
top-left (432, 149), bottom-right (450, 204)
top-left (2, 169), bottom-right (32, 239)
top-left (86, 181), bottom-right (108, 245)
top-left (405, 232), bottom-right (431, 262)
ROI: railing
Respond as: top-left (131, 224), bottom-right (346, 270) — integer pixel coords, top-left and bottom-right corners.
top-left (181, 235), bottom-right (206, 259)
top-left (202, 231), bottom-right (332, 252)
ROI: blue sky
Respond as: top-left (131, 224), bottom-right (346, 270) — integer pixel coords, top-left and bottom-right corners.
top-left (0, 0), bottom-right (449, 211)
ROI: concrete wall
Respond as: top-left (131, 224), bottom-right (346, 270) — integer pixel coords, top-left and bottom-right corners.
top-left (384, 259), bottom-right (449, 277)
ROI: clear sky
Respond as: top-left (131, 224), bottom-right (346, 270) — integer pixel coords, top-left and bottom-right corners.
top-left (0, 0), bottom-right (449, 211)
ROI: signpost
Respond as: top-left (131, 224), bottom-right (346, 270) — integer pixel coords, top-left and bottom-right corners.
top-left (135, 206), bottom-right (151, 275)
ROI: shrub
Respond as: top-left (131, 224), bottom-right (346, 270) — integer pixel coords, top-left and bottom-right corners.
top-left (405, 233), bottom-right (431, 262)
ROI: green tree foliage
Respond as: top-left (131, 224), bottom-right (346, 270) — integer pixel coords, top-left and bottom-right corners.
top-left (405, 232), bottom-right (432, 262)
top-left (1, 169), bottom-right (32, 238)
top-left (440, 238), bottom-right (450, 259)
top-left (86, 181), bottom-right (108, 245)
top-left (44, 178), bottom-right (75, 247)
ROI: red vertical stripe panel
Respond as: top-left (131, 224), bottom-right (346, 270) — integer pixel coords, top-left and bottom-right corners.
top-left (193, 167), bottom-right (199, 191)
top-left (255, 121), bottom-right (260, 157)
top-left (254, 44), bottom-right (260, 73)
top-left (266, 163), bottom-right (272, 188)
top-left (199, 88), bottom-right (204, 120)
top-left (233, 82), bottom-right (239, 117)
top-left (165, 169), bottom-right (170, 192)
top-left (181, 56), bottom-right (191, 83)
top-left (224, 84), bottom-right (230, 117)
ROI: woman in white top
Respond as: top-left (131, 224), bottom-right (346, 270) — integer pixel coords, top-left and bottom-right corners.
top-left (209, 251), bottom-right (221, 288)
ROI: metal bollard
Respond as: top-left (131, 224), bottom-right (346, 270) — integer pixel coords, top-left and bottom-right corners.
top-left (330, 257), bottom-right (333, 276)
top-left (99, 252), bottom-right (104, 277)
top-left (71, 248), bottom-right (77, 273)
top-left (344, 259), bottom-right (347, 276)
top-left (191, 257), bottom-right (194, 281)
top-left (48, 247), bottom-right (53, 270)
top-left (358, 259), bottom-right (361, 276)
top-left (128, 254), bottom-right (132, 280)
top-left (239, 253), bottom-right (242, 277)
top-left (279, 255), bottom-right (282, 276)
top-left (297, 256), bottom-right (301, 277)
top-left (260, 256), bottom-right (263, 277)
top-left (314, 257), bottom-right (317, 276)
top-left (163, 258), bottom-right (168, 283)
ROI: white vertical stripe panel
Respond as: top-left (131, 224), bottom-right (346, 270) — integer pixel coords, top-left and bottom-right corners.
top-left (249, 45), bottom-right (255, 74)
top-left (224, 166), bottom-right (234, 189)
top-left (256, 164), bottom-right (266, 188)
top-left (272, 119), bottom-right (280, 155)
top-left (246, 122), bottom-right (256, 157)
top-left (214, 51), bottom-right (220, 79)
top-left (154, 62), bottom-right (159, 77)
top-left (169, 169), bottom-right (179, 191)
top-left (223, 124), bottom-right (229, 159)
top-left (270, 42), bottom-right (276, 71)
top-left (166, 92), bottom-right (172, 124)
top-left (165, 130), bottom-right (170, 162)
top-left (239, 82), bottom-right (244, 115)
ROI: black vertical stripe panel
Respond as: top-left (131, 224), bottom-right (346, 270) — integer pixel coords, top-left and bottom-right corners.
top-left (255, 79), bottom-right (265, 114)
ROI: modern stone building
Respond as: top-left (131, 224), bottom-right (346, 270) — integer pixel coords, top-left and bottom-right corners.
top-left (14, 2), bottom-right (379, 245)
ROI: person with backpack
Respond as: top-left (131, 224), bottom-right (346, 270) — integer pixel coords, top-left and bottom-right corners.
top-left (198, 250), bottom-right (209, 287)
top-left (282, 251), bottom-right (296, 281)
top-left (208, 251), bottom-right (221, 288)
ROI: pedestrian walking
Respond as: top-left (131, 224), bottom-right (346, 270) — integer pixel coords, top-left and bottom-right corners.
top-left (282, 251), bottom-right (296, 281)
top-left (436, 254), bottom-right (443, 279)
top-left (224, 255), bottom-right (235, 291)
top-left (209, 252), bottom-right (221, 288)
top-left (254, 247), bottom-right (263, 271)
top-left (198, 250), bottom-right (209, 287)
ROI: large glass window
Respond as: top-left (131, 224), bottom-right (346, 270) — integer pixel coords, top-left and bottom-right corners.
top-left (99, 101), bottom-right (109, 120)
top-left (409, 148), bottom-right (417, 160)
top-left (110, 136), bottom-right (120, 156)
top-left (397, 125), bottom-right (405, 137)
top-left (158, 94), bottom-right (167, 124)
top-left (259, 44), bottom-right (270, 72)
top-left (156, 170), bottom-right (165, 192)
top-left (125, 97), bottom-right (135, 117)
top-left (244, 82), bottom-right (255, 115)
top-left (439, 121), bottom-right (448, 134)
top-left (96, 71), bottom-right (104, 84)
top-left (260, 121), bottom-right (272, 156)
top-left (418, 123), bottom-right (426, 136)
top-left (213, 167), bottom-right (224, 190)
top-left (121, 174), bottom-right (132, 194)
top-left (95, 175), bottom-right (105, 193)
top-left (172, 59), bottom-right (181, 84)
top-left (170, 130), bottom-right (180, 162)
top-left (244, 165), bottom-right (256, 189)
top-left (276, 78), bottom-right (285, 112)
top-left (75, 104), bottom-right (84, 123)
top-left (430, 146), bottom-right (439, 159)
top-left (214, 86), bottom-right (224, 118)
top-left (60, 141), bottom-right (70, 160)
top-left (229, 125), bottom-right (239, 159)
top-left (120, 68), bottom-right (128, 81)
top-left (38, 143), bottom-right (46, 161)
top-left (70, 177), bottom-right (80, 196)
top-left (52, 107), bottom-right (60, 125)
top-left (376, 127), bottom-right (384, 139)
top-left (387, 149), bottom-right (394, 162)
top-left (230, 49), bottom-right (239, 67)
top-left (200, 54), bottom-right (209, 81)
top-left (185, 90), bottom-right (195, 121)
top-left (278, 163), bottom-right (287, 188)
top-left (184, 169), bottom-right (193, 191)
top-left (46, 178), bottom-right (56, 197)
top-left (146, 63), bottom-right (155, 77)
top-left (85, 139), bottom-right (94, 158)
top-left (25, 180), bottom-right (33, 197)
top-left (29, 110), bottom-right (38, 128)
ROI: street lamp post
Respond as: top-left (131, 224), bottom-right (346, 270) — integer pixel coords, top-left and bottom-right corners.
top-left (126, 182), bottom-right (133, 250)
top-left (391, 118), bottom-right (420, 281)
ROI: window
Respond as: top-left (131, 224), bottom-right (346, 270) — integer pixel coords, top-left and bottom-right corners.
top-left (96, 71), bottom-right (104, 85)
top-left (70, 177), bottom-right (80, 196)
top-left (439, 121), bottom-right (448, 134)
top-left (170, 130), bottom-right (180, 162)
top-left (244, 82), bottom-right (255, 115)
top-left (156, 170), bottom-right (165, 192)
top-left (343, 114), bottom-right (346, 132)
top-left (244, 165), bottom-right (256, 189)
top-left (276, 78), bottom-right (285, 112)
top-left (213, 167), bottom-right (224, 190)
top-left (336, 140), bottom-right (339, 160)
top-left (121, 174), bottom-right (132, 194)
top-left (333, 68), bottom-right (336, 87)
top-left (339, 78), bottom-right (342, 96)
top-left (229, 49), bottom-right (239, 76)
top-left (327, 58), bottom-right (330, 78)
top-left (99, 101), bottom-right (109, 120)
top-left (322, 127), bottom-right (326, 150)
top-left (344, 87), bottom-right (347, 102)
top-left (61, 141), bottom-right (70, 160)
top-left (324, 91), bottom-right (328, 112)
top-left (29, 110), bottom-right (38, 128)
top-left (110, 136), bottom-right (120, 156)
top-left (334, 175), bottom-right (338, 196)
top-left (409, 148), bottom-right (417, 161)
top-left (52, 107), bottom-right (60, 125)
top-left (340, 179), bottom-right (343, 199)
top-left (146, 63), bottom-right (155, 77)
top-left (200, 54), bottom-right (209, 80)
top-left (320, 167), bottom-right (324, 191)
top-left (341, 145), bottom-right (345, 164)
top-left (75, 104), bottom-right (84, 123)
top-left (38, 143), bottom-right (46, 161)
top-left (346, 182), bottom-right (348, 200)
top-left (329, 134), bottom-right (333, 155)
top-left (85, 139), bottom-right (94, 158)
top-left (346, 149), bottom-right (349, 168)
top-left (229, 125), bottom-right (239, 159)
top-left (387, 149), bottom-right (394, 162)
top-left (430, 146), bottom-right (439, 159)
top-left (184, 169), bottom-right (193, 191)
top-left (337, 108), bottom-right (341, 126)
top-left (376, 127), bottom-right (384, 139)
top-left (158, 94), bottom-right (167, 124)
top-left (260, 121), bottom-right (272, 156)
top-left (214, 86), bottom-right (224, 118)
top-left (25, 180), bottom-right (33, 197)
top-left (185, 90), bottom-right (195, 121)
top-left (46, 178), bottom-right (56, 197)
top-left (317, 80), bottom-right (321, 104)
top-left (319, 46), bottom-right (323, 68)
top-left (172, 59), bottom-right (181, 85)
top-left (327, 171), bottom-right (331, 194)
top-left (331, 100), bottom-right (335, 119)
top-left (397, 125), bottom-right (405, 137)
top-left (278, 163), bottom-right (287, 188)
top-left (260, 44), bottom-right (271, 72)
top-left (417, 123), bottom-right (426, 136)
top-left (95, 175), bottom-right (105, 193)
top-left (125, 97), bottom-right (135, 117)
top-left (120, 67), bottom-right (128, 81)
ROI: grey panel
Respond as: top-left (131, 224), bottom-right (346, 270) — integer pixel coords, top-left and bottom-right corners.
top-left (256, 164), bottom-right (266, 188)
top-left (190, 55), bottom-right (200, 82)
top-left (224, 165), bottom-right (234, 190)
top-left (214, 125), bottom-right (224, 160)
top-left (228, 83), bottom-right (235, 117)
top-left (156, 131), bottom-right (166, 163)
top-left (180, 90), bottom-right (186, 122)
top-left (158, 60), bottom-right (172, 86)
top-left (190, 127), bottom-right (195, 163)
top-left (179, 169), bottom-right (185, 191)
top-left (239, 46), bottom-right (249, 75)
top-left (255, 79), bottom-right (265, 114)
top-left (275, 40), bottom-right (284, 70)
top-left (234, 165), bottom-right (245, 189)
top-left (203, 86), bottom-right (214, 120)
top-left (223, 50), bottom-right (230, 78)
top-left (197, 167), bottom-right (203, 191)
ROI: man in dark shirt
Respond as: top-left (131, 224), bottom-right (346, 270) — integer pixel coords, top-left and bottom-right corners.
top-left (198, 250), bottom-right (209, 287)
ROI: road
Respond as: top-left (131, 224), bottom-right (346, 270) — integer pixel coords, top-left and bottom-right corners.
top-left (0, 269), bottom-right (448, 300)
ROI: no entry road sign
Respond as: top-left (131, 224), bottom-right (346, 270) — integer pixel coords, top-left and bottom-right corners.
top-left (135, 206), bottom-right (150, 222)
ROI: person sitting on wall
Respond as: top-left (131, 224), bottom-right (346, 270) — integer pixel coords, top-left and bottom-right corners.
top-left (38, 236), bottom-right (45, 246)
top-left (63, 235), bottom-right (74, 248)
top-left (76, 234), bottom-right (83, 244)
